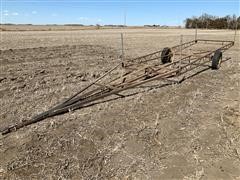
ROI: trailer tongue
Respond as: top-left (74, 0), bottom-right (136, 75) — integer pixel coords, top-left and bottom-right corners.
top-left (1, 39), bottom-right (234, 135)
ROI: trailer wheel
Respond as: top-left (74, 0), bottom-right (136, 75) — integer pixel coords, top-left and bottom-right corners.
top-left (212, 50), bottom-right (222, 70)
top-left (161, 47), bottom-right (172, 64)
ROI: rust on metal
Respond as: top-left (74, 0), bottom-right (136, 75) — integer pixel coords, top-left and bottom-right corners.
top-left (0, 39), bottom-right (234, 135)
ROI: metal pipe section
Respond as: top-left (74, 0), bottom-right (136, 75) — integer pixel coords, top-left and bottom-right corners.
top-left (1, 39), bottom-right (234, 135)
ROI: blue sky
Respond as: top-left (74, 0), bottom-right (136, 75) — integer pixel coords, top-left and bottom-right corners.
top-left (1, 0), bottom-right (239, 25)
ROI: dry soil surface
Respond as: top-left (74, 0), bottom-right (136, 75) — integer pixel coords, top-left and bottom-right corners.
top-left (0, 28), bottom-right (239, 179)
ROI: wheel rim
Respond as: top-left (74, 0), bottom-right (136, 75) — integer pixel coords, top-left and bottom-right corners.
top-left (218, 57), bottom-right (222, 68)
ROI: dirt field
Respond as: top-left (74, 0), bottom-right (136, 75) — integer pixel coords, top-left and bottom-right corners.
top-left (0, 27), bottom-right (239, 179)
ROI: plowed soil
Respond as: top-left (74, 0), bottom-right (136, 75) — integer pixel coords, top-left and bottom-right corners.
top-left (0, 28), bottom-right (239, 179)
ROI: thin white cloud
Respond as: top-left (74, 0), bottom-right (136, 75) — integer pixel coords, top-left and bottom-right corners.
top-left (32, 11), bottom-right (37, 14)
top-left (77, 17), bottom-right (103, 24)
top-left (78, 17), bottom-right (89, 21)
top-left (11, 12), bottom-right (19, 16)
top-left (51, 13), bottom-right (58, 17)
top-left (2, 10), bottom-right (19, 17)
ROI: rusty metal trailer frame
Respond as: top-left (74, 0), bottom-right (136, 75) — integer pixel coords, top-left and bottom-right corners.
top-left (1, 38), bottom-right (234, 135)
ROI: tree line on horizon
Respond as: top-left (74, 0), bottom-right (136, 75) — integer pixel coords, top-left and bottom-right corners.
top-left (185, 13), bottom-right (240, 29)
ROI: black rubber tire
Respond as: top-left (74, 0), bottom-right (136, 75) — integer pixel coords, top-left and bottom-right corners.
top-left (212, 50), bottom-right (222, 70)
top-left (161, 47), bottom-right (172, 64)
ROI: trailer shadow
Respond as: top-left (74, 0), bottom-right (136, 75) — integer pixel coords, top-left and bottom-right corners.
top-left (80, 67), bottom-right (211, 109)
top-left (0, 58), bottom-right (231, 135)
top-left (80, 57), bottom-right (231, 109)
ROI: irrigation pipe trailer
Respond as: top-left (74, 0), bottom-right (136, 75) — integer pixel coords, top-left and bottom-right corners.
top-left (1, 37), bottom-right (235, 135)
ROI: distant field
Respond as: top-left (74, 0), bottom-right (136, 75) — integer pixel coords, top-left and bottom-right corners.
top-left (0, 24), bottom-right (163, 31)
top-left (0, 24), bottom-right (106, 31)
